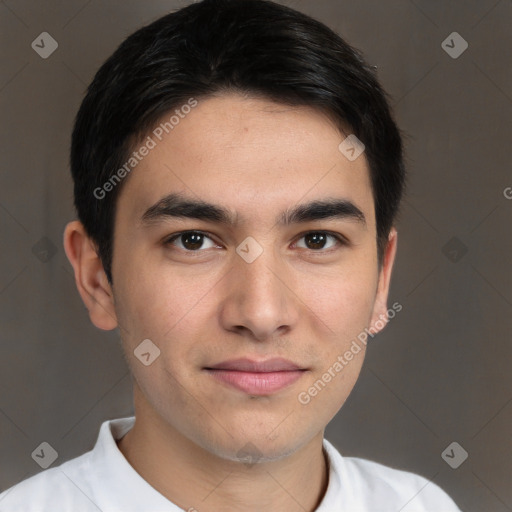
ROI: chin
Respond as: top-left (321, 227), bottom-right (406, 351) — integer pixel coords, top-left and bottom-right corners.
top-left (198, 424), bottom-right (310, 466)
top-left (214, 440), bottom-right (300, 465)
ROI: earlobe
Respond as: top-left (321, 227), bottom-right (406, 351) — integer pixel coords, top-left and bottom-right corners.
top-left (369, 228), bottom-right (398, 334)
top-left (63, 220), bottom-right (118, 331)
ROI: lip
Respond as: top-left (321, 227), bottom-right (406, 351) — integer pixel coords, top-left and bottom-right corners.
top-left (204, 358), bottom-right (307, 395)
top-left (207, 357), bottom-right (303, 372)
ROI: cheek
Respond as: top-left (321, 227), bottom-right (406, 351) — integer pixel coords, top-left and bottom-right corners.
top-left (114, 253), bottom-right (210, 338)
top-left (299, 261), bottom-right (378, 338)
top-left (112, 258), bottom-right (221, 390)
top-left (293, 274), bottom-right (375, 425)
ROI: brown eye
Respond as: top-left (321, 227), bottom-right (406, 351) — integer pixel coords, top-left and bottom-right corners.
top-left (304, 232), bottom-right (328, 250)
top-left (295, 232), bottom-right (345, 251)
top-left (164, 231), bottom-right (216, 251)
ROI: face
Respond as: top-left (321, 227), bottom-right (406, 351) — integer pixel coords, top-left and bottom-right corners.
top-left (74, 93), bottom-right (397, 462)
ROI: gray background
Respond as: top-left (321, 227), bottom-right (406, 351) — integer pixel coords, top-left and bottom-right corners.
top-left (1, 1), bottom-right (511, 511)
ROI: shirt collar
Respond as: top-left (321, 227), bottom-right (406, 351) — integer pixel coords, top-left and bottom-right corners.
top-left (88, 416), bottom-right (181, 511)
top-left (90, 416), bottom-right (345, 511)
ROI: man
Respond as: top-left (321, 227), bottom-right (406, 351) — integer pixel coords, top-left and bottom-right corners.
top-left (0, 0), bottom-right (462, 510)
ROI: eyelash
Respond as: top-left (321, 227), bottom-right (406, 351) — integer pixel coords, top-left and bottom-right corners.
top-left (163, 230), bottom-right (348, 253)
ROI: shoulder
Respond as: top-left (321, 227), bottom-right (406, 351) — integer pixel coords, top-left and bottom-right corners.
top-left (322, 439), bottom-right (461, 511)
top-left (0, 452), bottom-right (97, 512)
top-left (0, 417), bottom-right (138, 512)
top-left (342, 455), bottom-right (461, 511)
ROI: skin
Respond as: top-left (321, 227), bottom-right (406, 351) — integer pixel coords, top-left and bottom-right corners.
top-left (63, 93), bottom-right (397, 512)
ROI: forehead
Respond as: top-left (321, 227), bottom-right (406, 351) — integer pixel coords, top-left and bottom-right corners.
top-left (116, 94), bottom-right (375, 229)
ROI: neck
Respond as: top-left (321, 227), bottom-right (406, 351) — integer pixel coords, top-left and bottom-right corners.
top-left (117, 388), bottom-right (329, 512)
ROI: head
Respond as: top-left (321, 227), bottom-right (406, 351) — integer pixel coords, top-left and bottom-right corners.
top-left (64, 0), bottom-right (405, 463)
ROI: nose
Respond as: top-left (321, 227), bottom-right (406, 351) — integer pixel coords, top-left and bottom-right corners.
top-left (218, 244), bottom-right (300, 342)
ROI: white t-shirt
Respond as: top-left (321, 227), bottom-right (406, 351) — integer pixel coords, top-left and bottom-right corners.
top-left (0, 416), bottom-right (461, 511)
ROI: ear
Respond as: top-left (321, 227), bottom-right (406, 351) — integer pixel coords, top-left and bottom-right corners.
top-left (368, 227), bottom-right (398, 334)
top-left (63, 220), bottom-right (118, 331)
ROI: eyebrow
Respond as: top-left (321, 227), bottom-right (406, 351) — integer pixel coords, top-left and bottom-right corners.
top-left (140, 192), bottom-right (367, 228)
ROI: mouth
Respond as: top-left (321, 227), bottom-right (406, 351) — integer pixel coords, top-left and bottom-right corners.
top-left (204, 358), bottom-right (308, 395)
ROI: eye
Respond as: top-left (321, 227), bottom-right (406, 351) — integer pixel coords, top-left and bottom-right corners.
top-left (294, 231), bottom-right (347, 251)
top-left (163, 230), bottom-right (347, 253)
top-left (164, 231), bottom-right (218, 251)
